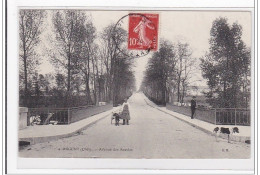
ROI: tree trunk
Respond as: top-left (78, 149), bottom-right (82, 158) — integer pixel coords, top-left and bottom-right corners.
top-left (177, 78), bottom-right (181, 102)
top-left (21, 14), bottom-right (28, 107)
top-left (223, 55), bottom-right (229, 107)
top-left (110, 58), bottom-right (114, 103)
top-left (66, 50), bottom-right (71, 107)
top-left (181, 81), bottom-right (185, 103)
top-left (232, 77), bottom-right (238, 108)
top-left (223, 80), bottom-right (226, 107)
top-left (162, 79), bottom-right (166, 105)
top-left (93, 76), bottom-right (97, 105)
top-left (23, 54), bottom-right (28, 106)
top-left (85, 74), bottom-right (92, 104)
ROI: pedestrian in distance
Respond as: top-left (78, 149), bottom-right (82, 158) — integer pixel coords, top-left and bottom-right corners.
top-left (121, 99), bottom-right (130, 125)
top-left (191, 96), bottom-right (197, 119)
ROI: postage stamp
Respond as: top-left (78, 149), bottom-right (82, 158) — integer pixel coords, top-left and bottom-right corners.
top-left (112, 13), bottom-right (159, 58)
top-left (128, 13), bottom-right (159, 51)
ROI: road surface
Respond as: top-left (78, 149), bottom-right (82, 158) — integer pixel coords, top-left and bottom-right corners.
top-left (19, 93), bottom-right (250, 158)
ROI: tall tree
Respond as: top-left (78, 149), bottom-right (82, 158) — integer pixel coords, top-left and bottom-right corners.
top-left (90, 44), bottom-right (100, 104)
top-left (100, 24), bottom-right (128, 105)
top-left (51, 10), bottom-right (87, 106)
top-left (200, 18), bottom-right (251, 108)
top-left (142, 40), bottom-right (176, 105)
top-left (175, 42), bottom-right (194, 103)
top-left (77, 20), bottom-right (97, 104)
top-left (19, 10), bottom-right (45, 106)
top-left (113, 52), bottom-right (135, 105)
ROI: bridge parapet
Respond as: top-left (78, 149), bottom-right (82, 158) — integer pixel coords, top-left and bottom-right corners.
top-left (166, 103), bottom-right (250, 126)
top-left (25, 104), bottom-right (113, 126)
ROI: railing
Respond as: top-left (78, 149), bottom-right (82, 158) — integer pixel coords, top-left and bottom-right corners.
top-left (28, 108), bottom-right (70, 125)
top-left (27, 104), bottom-right (113, 126)
top-left (166, 104), bottom-right (250, 126)
top-left (215, 108), bottom-right (250, 126)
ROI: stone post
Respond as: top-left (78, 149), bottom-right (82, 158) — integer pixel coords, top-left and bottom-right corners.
top-left (19, 107), bottom-right (28, 130)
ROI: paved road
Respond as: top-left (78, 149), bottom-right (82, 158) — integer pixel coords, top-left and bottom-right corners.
top-left (19, 93), bottom-right (250, 158)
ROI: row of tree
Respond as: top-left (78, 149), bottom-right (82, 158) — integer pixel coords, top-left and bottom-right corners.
top-left (141, 40), bottom-right (195, 105)
top-left (19, 10), bottom-right (136, 108)
top-left (141, 17), bottom-right (251, 108)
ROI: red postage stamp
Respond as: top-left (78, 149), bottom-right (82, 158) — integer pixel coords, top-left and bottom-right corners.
top-left (128, 13), bottom-right (159, 51)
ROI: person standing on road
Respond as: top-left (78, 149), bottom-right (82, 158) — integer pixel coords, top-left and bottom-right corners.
top-left (122, 99), bottom-right (130, 125)
top-left (191, 96), bottom-right (197, 119)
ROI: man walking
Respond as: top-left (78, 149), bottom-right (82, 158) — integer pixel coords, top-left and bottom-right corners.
top-left (191, 96), bottom-right (197, 119)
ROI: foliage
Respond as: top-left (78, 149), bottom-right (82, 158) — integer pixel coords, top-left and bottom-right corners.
top-left (51, 10), bottom-right (87, 101)
top-left (19, 10), bottom-right (135, 108)
top-left (100, 24), bottom-right (135, 106)
top-left (141, 40), bottom-right (177, 105)
top-left (200, 18), bottom-right (250, 108)
top-left (141, 39), bottom-right (195, 105)
top-left (19, 10), bottom-right (46, 106)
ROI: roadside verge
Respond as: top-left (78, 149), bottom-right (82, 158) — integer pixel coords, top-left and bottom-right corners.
top-left (144, 97), bottom-right (250, 143)
top-left (19, 108), bottom-right (116, 145)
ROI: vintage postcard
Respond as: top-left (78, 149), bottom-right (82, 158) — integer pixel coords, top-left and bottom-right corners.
top-left (17, 9), bottom-right (252, 160)
top-left (2, 1), bottom-right (256, 172)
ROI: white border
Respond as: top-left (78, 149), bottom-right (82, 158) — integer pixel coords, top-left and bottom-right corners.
top-left (6, 0), bottom-right (256, 174)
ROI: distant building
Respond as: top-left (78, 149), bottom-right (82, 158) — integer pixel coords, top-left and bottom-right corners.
top-left (186, 85), bottom-right (209, 96)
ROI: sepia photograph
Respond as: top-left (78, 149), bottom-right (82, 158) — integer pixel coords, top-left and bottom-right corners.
top-left (17, 9), bottom-right (252, 159)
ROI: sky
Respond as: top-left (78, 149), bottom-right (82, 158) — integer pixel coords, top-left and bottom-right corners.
top-left (38, 10), bottom-right (252, 90)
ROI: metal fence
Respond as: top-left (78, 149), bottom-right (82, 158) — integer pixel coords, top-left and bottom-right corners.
top-left (215, 108), bottom-right (250, 126)
top-left (28, 107), bottom-right (70, 125)
top-left (166, 104), bottom-right (250, 126)
top-left (27, 104), bottom-right (113, 126)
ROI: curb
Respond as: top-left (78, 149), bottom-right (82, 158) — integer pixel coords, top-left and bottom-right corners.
top-left (19, 112), bottom-right (112, 145)
top-left (144, 99), bottom-right (250, 143)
